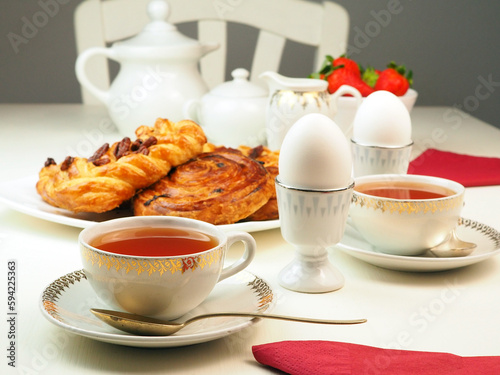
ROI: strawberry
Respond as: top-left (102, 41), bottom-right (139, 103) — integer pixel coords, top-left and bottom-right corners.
top-left (309, 55), bottom-right (372, 96)
top-left (332, 56), bottom-right (361, 77)
top-left (374, 61), bottom-right (413, 96)
top-left (309, 55), bottom-right (360, 79)
top-left (327, 67), bottom-right (375, 96)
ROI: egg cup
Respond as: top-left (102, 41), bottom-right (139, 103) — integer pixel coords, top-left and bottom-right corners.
top-left (351, 140), bottom-right (413, 177)
top-left (275, 177), bottom-right (354, 293)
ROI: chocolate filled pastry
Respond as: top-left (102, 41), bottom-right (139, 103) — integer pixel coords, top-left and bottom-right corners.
top-left (36, 118), bottom-right (206, 213)
top-left (239, 145), bottom-right (280, 221)
top-left (133, 147), bottom-right (274, 225)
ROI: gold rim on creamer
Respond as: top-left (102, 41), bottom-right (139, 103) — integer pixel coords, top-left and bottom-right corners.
top-left (81, 246), bottom-right (224, 276)
top-left (351, 192), bottom-right (464, 215)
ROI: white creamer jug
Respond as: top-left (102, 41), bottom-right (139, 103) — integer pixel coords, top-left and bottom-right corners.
top-left (260, 71), bottom-right (362, 150)
top-left (75, 0), bottom-right (218, 135)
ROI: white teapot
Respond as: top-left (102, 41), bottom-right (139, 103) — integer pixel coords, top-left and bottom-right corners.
top-left (184, 68), bottom-right (268, 147)
top-left (75, 0), bottom-right (218, 135)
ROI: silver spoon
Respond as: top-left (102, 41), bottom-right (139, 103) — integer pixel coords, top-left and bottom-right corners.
top-left (429, 230), bottom-right (477, 257)
top-left (90, 308), bottom-right (367, 336)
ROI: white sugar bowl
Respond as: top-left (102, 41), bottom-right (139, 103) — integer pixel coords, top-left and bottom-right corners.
top-left (184, 68), bottom-right (268, 147)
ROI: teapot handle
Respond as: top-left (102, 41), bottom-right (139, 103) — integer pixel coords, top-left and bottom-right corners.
top-left (75, 47), bottom-right (117, 104)
top-left (329, 85), bottom-right (362, 112)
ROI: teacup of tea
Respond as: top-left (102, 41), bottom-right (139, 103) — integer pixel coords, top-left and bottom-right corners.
top-left (349, 174), bottom-right (465, 256)
top-left (79, 216), bottom-right (256, 320)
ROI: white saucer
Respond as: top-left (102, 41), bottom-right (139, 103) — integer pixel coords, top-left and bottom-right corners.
top-left (39, 270), bottom-right (275, 348)
top-left (0, 175), bottom-right (279, 232)
top-left (336, 218), bottom-right (500, 272)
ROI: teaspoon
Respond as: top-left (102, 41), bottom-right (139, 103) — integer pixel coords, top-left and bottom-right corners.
top-left (90, 308), bottom-right (367, 336)
top-left (429, 230), bottom-right (477, 257)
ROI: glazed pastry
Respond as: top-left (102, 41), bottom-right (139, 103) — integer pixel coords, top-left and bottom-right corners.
top-left (36, 118), bottom-right (206, 213)
top-left (202, 143), bottom-right (217, 152)
top-left (239, 145), bottom-right (279, 221)
top-left (133, 147), bottom-right (274, 225)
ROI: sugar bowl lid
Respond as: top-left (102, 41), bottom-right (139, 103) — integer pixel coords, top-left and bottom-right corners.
top-left (210, 69), bottom-right (268, 98)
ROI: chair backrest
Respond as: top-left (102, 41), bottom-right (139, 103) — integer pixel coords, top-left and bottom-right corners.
top-left (74, 0), bottom-right (349, 105)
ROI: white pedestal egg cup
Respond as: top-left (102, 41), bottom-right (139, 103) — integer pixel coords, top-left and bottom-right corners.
top-left (275, 178), bottom-right (354, 293)
top-left (351, 140), bottom-right (413, 177)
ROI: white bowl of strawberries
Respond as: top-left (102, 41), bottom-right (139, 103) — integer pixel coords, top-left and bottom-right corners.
top-left (311, 56), bottom-right (418, 137)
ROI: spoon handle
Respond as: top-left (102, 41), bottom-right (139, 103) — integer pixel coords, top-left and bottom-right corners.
top-left (91, 308), bottom-right (367, 336)
top-left (185, 312), bottom-right (367, 325)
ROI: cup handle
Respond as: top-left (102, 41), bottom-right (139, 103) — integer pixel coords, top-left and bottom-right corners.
top-left (330, 84), bottom-right (362, 112)
top-left (75, 47), bottom-right (117, 104)
top-left (218, 231), bottom-right (256, 282)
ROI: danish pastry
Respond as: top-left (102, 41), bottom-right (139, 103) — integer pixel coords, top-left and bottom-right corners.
top-left (36, 118), bottom-right (206, 213)
top-left (133, 147), bottom-right (274, 225)
top-left (239, 145), bottom-right (280, 221)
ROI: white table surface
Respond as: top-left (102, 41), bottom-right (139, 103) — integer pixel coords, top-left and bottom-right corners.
top-left (1, 104), bottom-right (500, 374)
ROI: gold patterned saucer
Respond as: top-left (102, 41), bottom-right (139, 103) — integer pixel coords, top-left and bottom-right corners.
top-left (39, 270), bottom-right (275, 348)
top-left (337, 218), bottom-right (500, 272)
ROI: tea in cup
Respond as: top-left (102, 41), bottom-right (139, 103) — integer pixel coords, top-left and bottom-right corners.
top-left (80, 216), bottom-right (256, 320)
top-left (349, 174), bottom-right (465, 256)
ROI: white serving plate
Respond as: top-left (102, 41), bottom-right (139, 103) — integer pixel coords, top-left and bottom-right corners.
top-left (0, 175), bottom-right (279, 232)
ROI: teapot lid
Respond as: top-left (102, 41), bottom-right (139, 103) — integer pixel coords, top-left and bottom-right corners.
top-left (114, 0), bottom-right (203, 50)
top-left (210, 69), bottom-right (268, 98)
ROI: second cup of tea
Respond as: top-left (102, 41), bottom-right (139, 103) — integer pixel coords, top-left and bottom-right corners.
top-left (349, 174), bottom-right (465, 256)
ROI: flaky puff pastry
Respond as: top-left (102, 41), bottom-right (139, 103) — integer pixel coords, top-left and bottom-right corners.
top-left (36, 118), bottom-right (206, 213)
top-left (133, 147), bottom-right (274, 225)
top-left (239, 145), bottom-right (280, 221)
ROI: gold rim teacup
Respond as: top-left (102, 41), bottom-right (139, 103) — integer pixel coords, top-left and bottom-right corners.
top-left (80, 216), bottom-right (256, 320)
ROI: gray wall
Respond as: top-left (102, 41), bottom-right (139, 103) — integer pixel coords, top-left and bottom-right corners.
top-left (1, 0), bottom-right (499, 129)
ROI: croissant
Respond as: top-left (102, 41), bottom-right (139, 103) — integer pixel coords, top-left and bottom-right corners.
top-left (36, 118), bottom-right (206, 213)
top-left (239, 145), bottom-right (280, 221)
top-left (133, 147), bottom-right (274, 225)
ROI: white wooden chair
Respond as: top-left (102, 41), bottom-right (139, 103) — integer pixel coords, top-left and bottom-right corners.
top-left (74, 0), bottom-right (349, 105)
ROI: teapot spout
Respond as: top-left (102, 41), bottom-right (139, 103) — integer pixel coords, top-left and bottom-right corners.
top-left (259, 71), bottom-right (327, 94)
top-left (200, 42), bottom-right (219, 57)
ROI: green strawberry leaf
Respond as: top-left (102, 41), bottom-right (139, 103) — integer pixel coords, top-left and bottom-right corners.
top-left (362, 66), bottom-right (379, 87)
top-left (406, 70), bottom-right (413, 86)
top-left (308, 72), bottom-right (324, 79)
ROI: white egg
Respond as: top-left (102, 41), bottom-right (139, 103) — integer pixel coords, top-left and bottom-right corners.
top-left (279, 113), bottom-right (352, 189)
top-left (352, 90), bottom-right (412, 147)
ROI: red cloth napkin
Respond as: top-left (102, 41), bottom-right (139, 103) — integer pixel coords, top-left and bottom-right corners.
top-left (408, 148), bottom-right (500, 187)
top-left (252, 340), bottom-right (500, 375)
